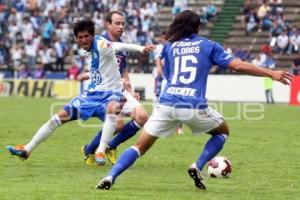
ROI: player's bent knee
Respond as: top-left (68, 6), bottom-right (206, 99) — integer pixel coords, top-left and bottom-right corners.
top-left (135, 113), bottom-right (148, 126)
top-left (106, 101), bottom-right (121, 114)
top-left (115, 120), bottom-right (124, 133)
top-left (208, 121), bottom-right (230, 136)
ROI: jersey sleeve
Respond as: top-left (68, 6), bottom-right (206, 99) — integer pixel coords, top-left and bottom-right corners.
top-left (154, 44), bottom-right (163, 59)
top-left (112, 42), bottom-right (144, 52)
top-left (210, 42), bottom-right (234, 69)
top-left (96, 39), bottom-right (115, 57)
top-left (97, 40), bottom-right (144, 55)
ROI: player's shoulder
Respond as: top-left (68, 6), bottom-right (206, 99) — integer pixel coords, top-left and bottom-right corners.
top-left (194, 35), bottom-right (215, 46)
top-left (95, 35), bottom-right (109, 42)
top-left (94, 35), bottom-right (112, 49)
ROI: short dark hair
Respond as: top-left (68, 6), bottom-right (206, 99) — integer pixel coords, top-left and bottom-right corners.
top-left (73, 19), bottom-right (95, 37)
top-left (105, 11), bottom-right (124, 23)
top-left (166, 10), bottom-right (200, 42)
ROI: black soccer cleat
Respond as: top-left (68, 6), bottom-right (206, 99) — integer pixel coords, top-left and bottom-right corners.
top-left (188, 163), bottom-right (206, 190)
top-left (96, 176), bottom-right (113, 190)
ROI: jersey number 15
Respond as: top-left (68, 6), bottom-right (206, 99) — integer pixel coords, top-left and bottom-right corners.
top-left (171, 55), bottom-right (198, 85)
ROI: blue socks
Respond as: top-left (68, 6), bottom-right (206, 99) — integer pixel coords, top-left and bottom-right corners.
top-left (84, 120), bottom-right (140, 155)
top-left (196, 134), bottom-right (227, 170)
top-left (108, 147), bottom-right (140, 181)
top-left (108, 120), bottom-right (140, 149)
top-left (85, 130), bottom-right (102, 155)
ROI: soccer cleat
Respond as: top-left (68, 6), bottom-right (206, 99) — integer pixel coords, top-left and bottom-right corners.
top-left (81, 145), bottom-right (95, 165)
top-left (188, 163), bottom-right (206, 190)
top-left (6, 145), bottom-right (29, 160)
top-left (96, 176), bottom-right (113, 190)
top-left (95, 152), bottom-right (106, 165)
top-left (105, 147), bottom-right (117, 165)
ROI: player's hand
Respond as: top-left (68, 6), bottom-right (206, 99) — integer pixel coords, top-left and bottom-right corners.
top-left (132, 92), bottom-right (140, 101)
top-left (271, 70), bottom-right (293, 85)
top-left (143, 45), bottom-right (156, 53)
top-left (77, 73), bottom-right (90, 82)
top-left (122, 78), bottom-right (131, 91)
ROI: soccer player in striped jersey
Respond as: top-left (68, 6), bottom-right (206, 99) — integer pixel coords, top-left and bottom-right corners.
top-left (6, 19), bottom-right (154, 164)
top-left (81, 11), bottom-right (151, 166)
top-left (96, 10), bottom-right (292, 190)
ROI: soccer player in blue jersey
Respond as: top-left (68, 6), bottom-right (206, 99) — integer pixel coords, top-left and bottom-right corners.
top-left (6, 19), bottom-right (154, 163)
top-left (81, 11), bottom-right (151, 165)
top-left (96, 10), bottom-right (292, 190)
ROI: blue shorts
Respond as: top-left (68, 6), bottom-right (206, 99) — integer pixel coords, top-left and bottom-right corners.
top-left (63, 91), bottom-right (123, 121)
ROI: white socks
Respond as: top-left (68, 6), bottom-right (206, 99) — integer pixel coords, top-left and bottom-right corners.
top-left (96, 114), bottom-right (118, 154)
top-left (25, 114), bottom-right (62, 152)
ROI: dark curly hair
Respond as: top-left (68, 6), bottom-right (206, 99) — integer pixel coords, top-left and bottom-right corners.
top-left (73, 19), bottom-right (95, 37)
top-left (166, 10), bottom-right (200, 42)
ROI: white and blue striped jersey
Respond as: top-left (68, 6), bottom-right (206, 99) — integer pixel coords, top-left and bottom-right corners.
top-left (83, 35), bottom-right (122, 92)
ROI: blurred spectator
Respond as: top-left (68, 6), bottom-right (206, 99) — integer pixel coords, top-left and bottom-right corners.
top-left (172, 0), bottom-right (188, 15)
top-left (67, 62), bottom-right (80, 80)
top-left (18, 63), bottom-right (30, 79)
top-left (39, 45), bottom-right (54, 71)
top-left (245, 8), bottom-right (259, 35)
top-left (32, 63), bottom-right (45, 79)
top-left (287, 27), bottom-right (300, 54)
top-left (290, 54), bottom-right (300, 75)
top-left (206, 2), bottom-right (218, 21)
top-left (257, 0), bottom-right (270, 20)
top-left (261, 42), bottom-right (273, 55)
top-left (275, 30), bottom-right (289, 54)
top-left (42, 17), bottom-right (54, 47)
top-left (10, 44), bottom-right (23, 69)
top-left (24, 39), bottom-right (37, 71)
top-left (54, 37), bottom-right (65, 71)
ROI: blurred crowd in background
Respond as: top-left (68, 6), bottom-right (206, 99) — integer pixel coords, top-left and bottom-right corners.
top-left (0, 0), bottom-right (299, 80)
top-left (0, 0), bottom-right (179, 79)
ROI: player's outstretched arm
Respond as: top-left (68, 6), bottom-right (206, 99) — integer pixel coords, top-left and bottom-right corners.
top-left (111, 42), bottom-right (156, 53)
top-left (77, 72), bottom-right (90, 82)
top-left (228, 59), bottom-right (293, 85)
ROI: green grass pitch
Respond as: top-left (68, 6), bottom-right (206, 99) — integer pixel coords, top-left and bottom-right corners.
top-left (0, 97), bottom-right (299, 200)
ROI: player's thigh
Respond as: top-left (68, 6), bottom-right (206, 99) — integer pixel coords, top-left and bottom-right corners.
top-left (185, 106), bottom-right (224, 135)
top-left (121, 90), bottom-right (141, 115)
top-left (130, 105), bottom-right (148, 125)
top-left (144, 105), bottom-right (179, 137)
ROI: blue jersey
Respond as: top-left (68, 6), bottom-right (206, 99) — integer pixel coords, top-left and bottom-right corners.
top-left (102, 32), bottom-right (127, 76)
top-left (160, 34), bottom-right (233, 109)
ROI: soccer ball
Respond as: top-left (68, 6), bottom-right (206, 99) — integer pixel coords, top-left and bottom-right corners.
top-left (207, 156), bottom-right (232, 178)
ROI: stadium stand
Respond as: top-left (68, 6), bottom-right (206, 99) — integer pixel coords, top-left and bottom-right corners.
top-left (1, 0), bottom-right (298, 77)
top-left (157, 0), bottom-right (224, 38)
top-left (223, 0), bottom-right (300, 70)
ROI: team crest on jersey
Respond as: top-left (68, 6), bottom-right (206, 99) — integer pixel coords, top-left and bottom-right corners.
top-left (90, 69), bottom-right (102, 85)
top-left (92, 52), bottom-right (98, 59)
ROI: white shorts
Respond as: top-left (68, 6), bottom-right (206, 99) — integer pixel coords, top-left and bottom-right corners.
top-left (121, 90), bottom-right (141, 115)
top-left (144, 104), bottom-right (224, 137)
